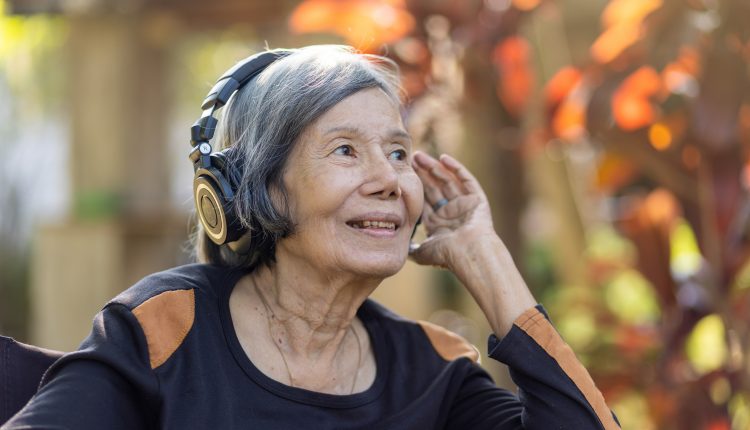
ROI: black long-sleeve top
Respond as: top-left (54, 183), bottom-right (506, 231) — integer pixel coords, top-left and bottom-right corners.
top-left (3, 264), bottom-right (620, 429)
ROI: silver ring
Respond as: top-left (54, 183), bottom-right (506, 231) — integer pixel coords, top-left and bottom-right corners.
top-left (432, 198), bottom-right (449, 212)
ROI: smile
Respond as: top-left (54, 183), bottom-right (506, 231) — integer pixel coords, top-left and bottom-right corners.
top-left (347, 220), bottom-right (397, 230)
top-left (345, 212), bottom-right (403, 235)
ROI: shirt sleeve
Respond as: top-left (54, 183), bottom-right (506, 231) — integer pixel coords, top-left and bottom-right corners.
top-left (2, 304), bottom-right (159, 430)
top-left (446, 305), bottom-right (620, 430)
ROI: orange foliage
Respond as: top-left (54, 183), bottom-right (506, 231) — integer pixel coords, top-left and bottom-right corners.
top-left (601, 0), bottom-right (663, 28)
top-left (623, 65), bottom-right (662, 95)
top-left (545, 66), bottom-right (582, 108)
top-left (674, 46), bottom-right (701, 76)
top-left (650, 111), bottom-right (688, 149)
top-left (553, 99), bottom-right (587, 141)
top-left (591, 22), bottom-right (641, 64)
top-left (662, 47), bottom-right (701, 95)
top-left (512, 0), bottom-right (542, 12)
top-left (647, 113), bottom-right (688, 151)
top-left (706, 419), bottom-right (731, 430)
top-left (545, 67), bottom-right (585, 140)
top-left (643, 188), bottom-right (680, 226)
top-left (739, 104), bottom-right (750, 129)
top-left (289, 0), bottom-right (415, 51)
top-left (619, 188), bottom-right (680, 239)
top-left (492, 36), bottom-right (535, 118)
top-left (614, 325), bottom-right (659, 357)
top-left (649, 122), bottom-right (672, 150)
top-left (742, 162), bottom-right (750, 190)
top-left (595, 152), bottom-right (639, 193)
top-left (613, 95), bottom-right (656, 130)
top-left (612, 66), bottom-right (663, 130)
top-left (592, 0), bottom-right (663, 64)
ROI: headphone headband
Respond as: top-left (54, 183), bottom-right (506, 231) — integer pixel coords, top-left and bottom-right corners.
top-left (201, 50), bottom-right (292, 111)
top-left (189, 50), bottom-right (292, 168)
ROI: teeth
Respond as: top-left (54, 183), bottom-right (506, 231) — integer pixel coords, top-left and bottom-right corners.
top-left (352, 220), bottom-right (396, 229)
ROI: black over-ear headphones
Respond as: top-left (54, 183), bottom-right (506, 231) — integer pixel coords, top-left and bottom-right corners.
top-left (189, 50), bottom-right (292, 247)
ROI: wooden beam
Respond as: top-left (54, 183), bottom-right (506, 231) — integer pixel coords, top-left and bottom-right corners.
top-left (6, 0), bottom-right (64, 14)
top-left (6, 0), bottom-right (295, 29)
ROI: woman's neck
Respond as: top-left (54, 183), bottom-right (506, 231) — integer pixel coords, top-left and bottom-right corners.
top-left (230, 255), bottom-right (379, 393)
top-left (247, 257), bottom-right (378, 356)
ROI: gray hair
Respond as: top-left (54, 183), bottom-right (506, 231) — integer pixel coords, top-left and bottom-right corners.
top-left (196, 45), bottom-right (403, 269)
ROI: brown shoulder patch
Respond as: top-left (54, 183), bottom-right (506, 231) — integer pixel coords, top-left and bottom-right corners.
top-left (132, 289), bottom-right (195, 369)
top-left (417, 321), bottom-right (480, 363)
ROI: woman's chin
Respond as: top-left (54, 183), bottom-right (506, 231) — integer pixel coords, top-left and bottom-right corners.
top-left (343, 253), bottom-right (408, 279)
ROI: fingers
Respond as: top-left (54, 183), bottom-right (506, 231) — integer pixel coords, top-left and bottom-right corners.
top-left (427, 163), bottom-right (462, 199)
top-left (415, 166), bottom-right (445, 208)
top-left (413, 152), bottom-right (464, 209)
top-left (438, 154), bottom-right (482, 195)
top-left (420, 194), bottom-right (481, 235)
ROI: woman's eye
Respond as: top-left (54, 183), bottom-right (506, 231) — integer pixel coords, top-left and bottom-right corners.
top-left (333, 145), bottom-right (354, 156)
top-left (389, 149), bottom-right (407, 161)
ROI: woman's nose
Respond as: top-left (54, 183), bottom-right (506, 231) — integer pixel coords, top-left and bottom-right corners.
top-left (363, 152), bottom-right (402, 199)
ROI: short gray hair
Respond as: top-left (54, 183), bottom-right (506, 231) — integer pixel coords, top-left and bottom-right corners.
top-left (196, 45), bottom-right (403, 269)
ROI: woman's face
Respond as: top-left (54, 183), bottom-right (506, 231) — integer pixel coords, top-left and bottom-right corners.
top-left (276, 87), bottom-right (423, 279)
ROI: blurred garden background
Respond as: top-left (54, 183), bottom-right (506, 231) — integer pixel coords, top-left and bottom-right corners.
top-left (2, 0), bottom-right (750, 428)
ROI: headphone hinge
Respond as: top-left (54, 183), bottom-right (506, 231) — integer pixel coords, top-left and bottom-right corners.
top-left (189, 141), bottom-right (214, 170)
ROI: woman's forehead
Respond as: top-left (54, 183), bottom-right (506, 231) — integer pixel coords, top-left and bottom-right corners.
top-left (310, 88), bottom-right (406, 135)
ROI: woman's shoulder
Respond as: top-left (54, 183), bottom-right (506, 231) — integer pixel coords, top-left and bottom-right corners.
top-left (362, 299), bottom-right (480, 364)
top-left (86, 264), bottom-right (241, 370)
top-left (107, 263), bottom-right (239, 311)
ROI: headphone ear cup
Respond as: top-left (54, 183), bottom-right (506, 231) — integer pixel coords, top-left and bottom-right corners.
top-left (193, 165), bottom-right (246, 245)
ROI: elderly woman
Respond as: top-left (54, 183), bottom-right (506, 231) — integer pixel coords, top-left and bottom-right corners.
top-left (4, 45), bottom-right (619, 429)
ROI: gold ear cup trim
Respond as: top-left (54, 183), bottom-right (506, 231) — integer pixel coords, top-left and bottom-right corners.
top-left (194, 180), bottom-right (227, 244)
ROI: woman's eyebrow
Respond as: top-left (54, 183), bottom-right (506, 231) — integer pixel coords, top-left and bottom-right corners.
top-left (323, 126), bottom-right (360, 137)
top-left (390, 130), bottom-right (413, 142)
top-left (323, 126), bottom-right (412, 141)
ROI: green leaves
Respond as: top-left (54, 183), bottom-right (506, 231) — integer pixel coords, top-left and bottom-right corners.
top-left (685, 314), bottom-right (727, 375)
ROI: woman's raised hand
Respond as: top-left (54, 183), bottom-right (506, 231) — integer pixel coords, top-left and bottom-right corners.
top-left (410, 151), bottom-right (536, 336)
top-left (409, 151), bottom-right (497, 271)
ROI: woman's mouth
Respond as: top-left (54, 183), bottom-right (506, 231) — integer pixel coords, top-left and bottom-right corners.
top-left (346, 220), bottom-right (397, 230)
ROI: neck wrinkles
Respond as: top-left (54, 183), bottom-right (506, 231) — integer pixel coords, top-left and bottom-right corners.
top-left (242, 259), bottom-right (379, 358)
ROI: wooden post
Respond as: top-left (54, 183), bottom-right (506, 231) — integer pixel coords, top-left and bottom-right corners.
top-left (30, 12), bottom-right (180, 350)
